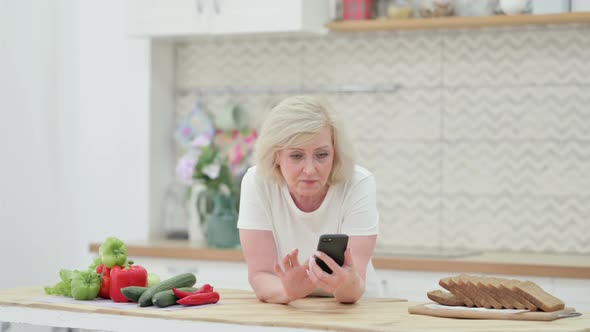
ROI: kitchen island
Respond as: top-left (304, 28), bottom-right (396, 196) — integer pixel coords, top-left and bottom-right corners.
top-left (89, 241), bottom-right (590, 279)
top-left (0, 287), bottom-right (588, 332)
top-left (87, 241), bottom-right (590, 311)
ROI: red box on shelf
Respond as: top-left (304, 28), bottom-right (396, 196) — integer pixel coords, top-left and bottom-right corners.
top-left (342, 0), bottom-right (373, 20)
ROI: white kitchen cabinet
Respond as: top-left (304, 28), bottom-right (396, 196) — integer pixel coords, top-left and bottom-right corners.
top-left (139, 257), bottom-right (251, 291)
top-left (209, 0), bottom-right (329, 35)
top-left (127, 0), bottom-right (210, 37)
top-left (377, 270), bottom-right (452, 302)
top-left (552, 277), bottom-right (590, 311)
top-left (127, 0), bottom-right (330, 37)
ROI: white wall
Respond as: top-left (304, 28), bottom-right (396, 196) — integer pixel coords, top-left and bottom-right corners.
top-left (73, 0), bottom-right (151, 246)
top-left (0, 0), bottom-right (151, 288)
top-left (1, 0), bottom-right (66, 287)
top-left (174, 23), bottom-right (590, 254)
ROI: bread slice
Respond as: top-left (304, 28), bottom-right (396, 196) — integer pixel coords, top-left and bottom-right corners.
top-left (499, 280), bottom-right (538, 311)
top-left (427, 289), bottom-right (465, 306)
top-left (484, 277), bottom-right (524, 309)
top-left (473, 277), bottom-right (512, 309)
top-left (512, 280), bottom-right (565, 312)
top-left (439, 276), bottom-right (475, 307)
top-left (471, 277), bottom-right (508, 309)
top-left (454, 274), bottom-right (491, 308)
top-left (434, 275), bottom-right (564, 312)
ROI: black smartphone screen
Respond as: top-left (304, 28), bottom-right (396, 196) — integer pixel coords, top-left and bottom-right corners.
top-left (315, 234), bottom-right (349, 274)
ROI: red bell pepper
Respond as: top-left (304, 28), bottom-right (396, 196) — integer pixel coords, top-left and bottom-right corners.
top-left (95, 263), bottom-right (111, 299)
top-left (176, 291), bottom-right (220, 306)
top-left (109, 260), bottom-right (148, 302)
top-left (172, 284), bottom-right (213, 299)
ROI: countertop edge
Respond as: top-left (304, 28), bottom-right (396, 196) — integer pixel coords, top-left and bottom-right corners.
top-left (88, 243), bottom-right (590, 279)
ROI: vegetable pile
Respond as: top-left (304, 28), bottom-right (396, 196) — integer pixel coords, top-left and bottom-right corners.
top-left (44, 236), bottom-right (219, 307)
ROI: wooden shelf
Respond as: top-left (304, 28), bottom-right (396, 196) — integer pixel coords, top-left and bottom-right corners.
top-left (326, 12), bottom-right (590, 32)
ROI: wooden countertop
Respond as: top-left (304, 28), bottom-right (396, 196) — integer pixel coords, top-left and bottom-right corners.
top-left (88, 241), bottom-right (590, 279)
top-left (1, 287), bottom-right (588, 331)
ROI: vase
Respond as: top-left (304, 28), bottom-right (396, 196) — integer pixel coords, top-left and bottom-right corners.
top-left (187, 183), bottom-right (207, 245)
top-left (204, 192), bottom-right (240, 249)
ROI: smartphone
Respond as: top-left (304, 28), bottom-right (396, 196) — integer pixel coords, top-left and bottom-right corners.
top-left (315, 234), bottom-right (349, 274)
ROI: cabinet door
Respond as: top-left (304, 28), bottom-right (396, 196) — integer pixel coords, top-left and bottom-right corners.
top-left (209, 0), bottom-right (330, 35)
top-left (127, 0), bottom-right (210, 37)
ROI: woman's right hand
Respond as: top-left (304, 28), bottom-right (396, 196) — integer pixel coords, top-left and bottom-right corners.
top-left (274, 248), bottom-right (315, 302)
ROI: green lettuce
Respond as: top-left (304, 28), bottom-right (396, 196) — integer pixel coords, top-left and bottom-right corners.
top-left (44, 269), bottom-right (75, 297)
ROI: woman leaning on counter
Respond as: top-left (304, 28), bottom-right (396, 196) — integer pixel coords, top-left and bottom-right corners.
top-left (238, 95), bottom-right (382, 304)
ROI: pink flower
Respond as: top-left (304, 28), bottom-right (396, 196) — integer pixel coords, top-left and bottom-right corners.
top-left (230, 144), bottom-right (245, 168)
top-left (244, 130), bottom-right (258, 145)
top-left (181, 127), bottom-right (193, 137)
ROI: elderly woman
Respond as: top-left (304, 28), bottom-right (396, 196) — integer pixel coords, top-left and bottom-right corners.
top-left (238, 95), bottom-right (380, 304)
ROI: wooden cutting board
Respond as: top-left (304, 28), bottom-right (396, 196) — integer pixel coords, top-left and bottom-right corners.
top-left (409, 303), bottom-right (582, 321)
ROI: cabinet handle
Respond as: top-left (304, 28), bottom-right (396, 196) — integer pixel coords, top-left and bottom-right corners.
top-left (1, 322), bottom-right (11, 332)
top-left (213, 0), bottom-right (220, 15)
top-left (195, 0), bottom-right (203, 15)
top-left (381, 279), bottom-right (390, 296)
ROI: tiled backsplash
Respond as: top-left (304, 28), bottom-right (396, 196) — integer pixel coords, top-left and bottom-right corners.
top-left (175, 24), bottom-right (590, 254)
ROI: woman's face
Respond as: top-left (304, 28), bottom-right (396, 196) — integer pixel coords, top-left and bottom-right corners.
top-left (277, 126), bottom-right (334, 199)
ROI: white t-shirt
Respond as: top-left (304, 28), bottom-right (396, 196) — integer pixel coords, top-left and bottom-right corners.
top-left (237, 165), bottom-right (383, 298)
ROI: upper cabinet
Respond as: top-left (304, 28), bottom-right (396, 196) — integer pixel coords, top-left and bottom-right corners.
top-left (127, 0), bottom-right (330, 38)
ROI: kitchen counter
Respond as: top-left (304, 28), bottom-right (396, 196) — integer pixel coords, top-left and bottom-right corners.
top-left (1, 287), bottom-right (588, 331)
top-left (88, 241), bottom-right (590, 279)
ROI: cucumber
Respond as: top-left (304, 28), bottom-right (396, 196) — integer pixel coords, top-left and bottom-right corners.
top-left (121, 286), bottom-right (147, 302)
top-left (138, 273), bottom-right (197, 307)
top-left (152, 287), bottom-right (198, 307)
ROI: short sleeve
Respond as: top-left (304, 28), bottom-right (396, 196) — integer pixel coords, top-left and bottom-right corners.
top-left (340, 174), bottom-right (379, 235)
top-left (237, 167), bottom-right (273, 231)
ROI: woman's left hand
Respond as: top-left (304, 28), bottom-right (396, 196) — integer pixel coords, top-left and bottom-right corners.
top-left (307, 247), bottom-right (357, 294)
top-left (274, 248), bottom-right (316, 302)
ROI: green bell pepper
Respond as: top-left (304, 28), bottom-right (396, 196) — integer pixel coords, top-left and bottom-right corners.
top-left (98, 237), bottom-right (127, 268)
top-left (70, 270), bottom-right (101, 300)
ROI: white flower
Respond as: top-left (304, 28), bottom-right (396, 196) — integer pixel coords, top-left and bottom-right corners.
top-left (202, 163), bottom-right (221, 179)
top-left (219, 184), bottom-right (231, 196)
top-left (192, 134), bottom-right (211, 149)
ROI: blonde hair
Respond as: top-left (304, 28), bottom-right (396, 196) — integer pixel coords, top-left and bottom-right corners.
top-left (255, 95), bottom-right (355, 184)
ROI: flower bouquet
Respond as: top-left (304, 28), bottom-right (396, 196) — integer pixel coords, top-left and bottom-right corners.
top-left (174, 101), bottom-right (256, 247)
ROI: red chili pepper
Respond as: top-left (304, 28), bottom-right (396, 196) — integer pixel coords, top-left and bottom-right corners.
top-left (95, 263), bottom-right (111, 299)
top-left (177, 291), bottom-right (220, 306)
top-left (172, 284), bottom-right (214, 299)
top-left (109, 261), bottom-right (148, 302)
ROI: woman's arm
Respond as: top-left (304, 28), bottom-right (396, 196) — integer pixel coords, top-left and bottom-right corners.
top-left (240, 229), bottom-right (315, 304)
top-left (333, 234), bottom-right (376, 303)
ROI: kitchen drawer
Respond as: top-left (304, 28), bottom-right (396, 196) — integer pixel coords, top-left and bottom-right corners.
top-left (138, 257), bottom-right (251, 290)
top-left (377, 270), bottom-right (451, 301)
top-left (552, 277), bottom-right (590, 311)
